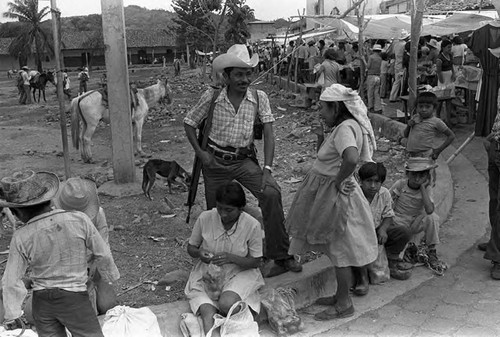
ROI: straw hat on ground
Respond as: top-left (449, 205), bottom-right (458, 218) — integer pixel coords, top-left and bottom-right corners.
top-left (405, 157), bottom-right (438, 172)
top-left (212, 44), bottom-right (259, 73)
top-left (54, 177), bottom-right (99, 220)
top-left (0, 170), bottom-right (59, 208)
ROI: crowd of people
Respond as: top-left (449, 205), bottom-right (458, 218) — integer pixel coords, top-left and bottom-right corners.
top-left (253, 30), bottom-right (476, 117)
top-left (1, 41), bottom-right (496, 337)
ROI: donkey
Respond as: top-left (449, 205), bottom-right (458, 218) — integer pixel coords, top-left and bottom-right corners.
top-left (29, 71), bottom-right (55, 103)
top-left (70, 79), bottom-right (172, 163)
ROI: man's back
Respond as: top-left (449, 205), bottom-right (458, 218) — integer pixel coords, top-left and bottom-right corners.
top-left (8, 210), bottom-right (103, 291)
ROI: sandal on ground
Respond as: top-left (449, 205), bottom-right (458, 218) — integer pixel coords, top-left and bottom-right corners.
top-left (315, 295), bottom-right (337, 306)
top-left (314, 303), bottom-right (354, 321)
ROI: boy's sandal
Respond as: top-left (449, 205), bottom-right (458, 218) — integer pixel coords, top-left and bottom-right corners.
top-left (314, 303), bottom-right (354, 321)
top-left (315, 295), bottom-right (337, 306)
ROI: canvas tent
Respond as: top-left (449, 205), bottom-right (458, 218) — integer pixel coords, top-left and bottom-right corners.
top-left (422, 13), bottom-right (494, 36)
top-left (362, 16), bottom-right (412, 39)
top-left (311, 16), bottom-right (411, 40)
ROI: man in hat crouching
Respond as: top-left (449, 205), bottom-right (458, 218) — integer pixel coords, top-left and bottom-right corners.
top-left (0, 170), bottom-right (119, 336)
top-left (184, 44), bottom-right (302, 277)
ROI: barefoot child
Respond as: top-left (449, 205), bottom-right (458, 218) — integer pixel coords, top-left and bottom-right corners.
top-left (390, 157), bottom-right (444, 272)
top-left (357, 162), bottom-right (413, 282)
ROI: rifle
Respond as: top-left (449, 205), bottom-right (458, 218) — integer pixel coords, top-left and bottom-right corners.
top-left (185, 89), bottom-right (221, 223)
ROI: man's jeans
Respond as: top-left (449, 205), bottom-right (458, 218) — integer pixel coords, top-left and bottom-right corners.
top-left (366, 75), bottom-right (381, 111)
top-left (33, 288), bottom-right (104, 337)
top-left (486, 141), bottom-right (500, 263)
top-left (202, 157), bottom-right (290, 261)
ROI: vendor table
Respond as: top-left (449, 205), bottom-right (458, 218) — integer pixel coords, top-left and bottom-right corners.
top-left (400, 94), bottom-right (455, 125)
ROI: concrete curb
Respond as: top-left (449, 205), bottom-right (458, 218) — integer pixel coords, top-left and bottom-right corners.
top-left (130, 113), bottom-right (457, 337)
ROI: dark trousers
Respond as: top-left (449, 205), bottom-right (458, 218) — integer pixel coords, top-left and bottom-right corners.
top-left (20, 84), bottom-right (31, 104)
top-left (487, 141), bottom-right (500, 263)
top-left (79, 82), bottom-right (87, 95)
top-left (202, 157), bottom-right (291, 261)
top-left (385, 223), bottom-right (412, 260)
top-left (33, 288), bottom-right (104, 337)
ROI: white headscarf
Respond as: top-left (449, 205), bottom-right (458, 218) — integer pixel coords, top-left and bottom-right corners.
top-left (320, 84), bottom-right (376, 162)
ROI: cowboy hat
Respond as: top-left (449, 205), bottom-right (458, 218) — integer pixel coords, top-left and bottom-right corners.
top-left (427, 39), bottom-right (440, 50)
top-left (53, 177), bottom-right (99, 220)
top-left (21, 66), bottom-right (28, 70)
top-left (405, 157), bottom-right (438, 172)
top-left (399, 29), bottom-right (410, 40)
top-left (372, 44), bottom-right (382, 51)
top-left (212, 44), bottom-right (259, 73)
top-left (0, 170), bottom-right (59, 208)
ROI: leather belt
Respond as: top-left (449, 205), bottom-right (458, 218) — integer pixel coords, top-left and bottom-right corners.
top-left (207, 146), bottom-right (247, 161)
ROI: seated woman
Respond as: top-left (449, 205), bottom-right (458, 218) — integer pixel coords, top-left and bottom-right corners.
top-left (184, 181), bottom-right (265, 335)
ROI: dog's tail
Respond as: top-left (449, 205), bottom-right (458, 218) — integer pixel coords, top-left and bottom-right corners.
top-left (142, 165), bottom-right (148, 194)
top-left (70, 96), bottom-right (81, 150)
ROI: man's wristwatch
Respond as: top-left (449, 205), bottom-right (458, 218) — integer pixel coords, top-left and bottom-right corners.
top-left (264, 165), bottom-right (273, 173)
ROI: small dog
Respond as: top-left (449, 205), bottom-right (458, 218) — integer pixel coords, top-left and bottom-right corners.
top-left (142, 159), bottom-right (191, 200)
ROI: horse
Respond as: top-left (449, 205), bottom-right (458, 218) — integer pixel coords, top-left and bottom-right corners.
top-left (7, 69), bottom-right (16, 79)
top-left (29, 71), bottom-right (55, 103)
top-left (70, 79), bottom-right (172, 163)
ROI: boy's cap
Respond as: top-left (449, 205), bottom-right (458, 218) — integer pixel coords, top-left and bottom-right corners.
top-left (405, 157), bottom-right (438, 172)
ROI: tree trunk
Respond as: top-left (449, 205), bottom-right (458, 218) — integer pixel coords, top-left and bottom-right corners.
top-left (35, 35), bottom-right (43, 72)
top-left (408, 0), bottom-right (424, 116)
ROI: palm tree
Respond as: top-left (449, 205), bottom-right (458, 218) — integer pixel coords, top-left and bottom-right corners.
top-left (224, 1), bottom-right (255, 45)
top-left (3, 0), bottom-right (52, 72)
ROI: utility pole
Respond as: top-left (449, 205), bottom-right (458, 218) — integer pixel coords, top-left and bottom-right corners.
top-left (101, 0), bottom-right (135, 183)
top-left (408, 0), bottom-right (425, 117)
top-left (50, 0), bottom-right (71, 179)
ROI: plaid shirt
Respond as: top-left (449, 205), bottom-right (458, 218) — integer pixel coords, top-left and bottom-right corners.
top-left (492, 87), bottom-right (500, 141)
top-left (184, 87), bottom-right (274, 148)
top-left (2, 209), bottom-right (119, 320)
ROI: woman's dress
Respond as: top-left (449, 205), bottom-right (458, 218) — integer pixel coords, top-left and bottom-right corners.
top-left (286, 119), bottom-right (378, 267)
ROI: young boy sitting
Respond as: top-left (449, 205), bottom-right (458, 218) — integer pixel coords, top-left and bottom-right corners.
top-left (390, 157), bottom-right (443, 272)
top-left (357, 162), bottom-right (413, 282)
top-left (404, 91), bottom-right (455, 160)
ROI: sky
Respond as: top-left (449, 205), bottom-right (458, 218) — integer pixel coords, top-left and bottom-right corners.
top-left (0, 0), bottom-right (306, 23)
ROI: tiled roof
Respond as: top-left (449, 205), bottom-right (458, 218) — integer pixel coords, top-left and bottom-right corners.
top-left (60, 29), bottom-right (176, 50)
top-left (0, 38), bottom-right (14, 55)
top-left (125, 29), bottom-right (176, 48)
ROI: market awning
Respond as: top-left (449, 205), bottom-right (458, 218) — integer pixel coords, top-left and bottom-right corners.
top-left (422, 13), bottom-right (494, 36)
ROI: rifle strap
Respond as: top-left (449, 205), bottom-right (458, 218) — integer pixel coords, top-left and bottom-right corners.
top-left (200, 88), bottom-right (222, 150)
top-left (252, 89), bottom-right (260, 125)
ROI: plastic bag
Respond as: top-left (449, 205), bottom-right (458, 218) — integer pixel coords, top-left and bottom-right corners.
top-left (0, 327), bottom-right (38, 337)
top-left (202, 263), bottom-right (225, 301)
top-left (101, 305), bottom-right (162, 337)
top-left (206, 301), bottom-right (258, 337)
top-left (260, 288), bottom-right (303, 337)
top-left (367, 245), bottom-right (390, 284)
top-left (316, 72), bottom-right (325, 86)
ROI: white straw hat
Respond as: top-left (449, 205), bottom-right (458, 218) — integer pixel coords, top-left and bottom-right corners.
top-left (54, 177), bottom-right (99, 220)
top-left (212, 44), bottom-right (259, 73)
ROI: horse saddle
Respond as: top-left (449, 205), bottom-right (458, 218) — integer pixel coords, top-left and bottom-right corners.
top-left (99, 84), bottom-right (139, 112)
top-left (30, 73), bottom-right (40, 84)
